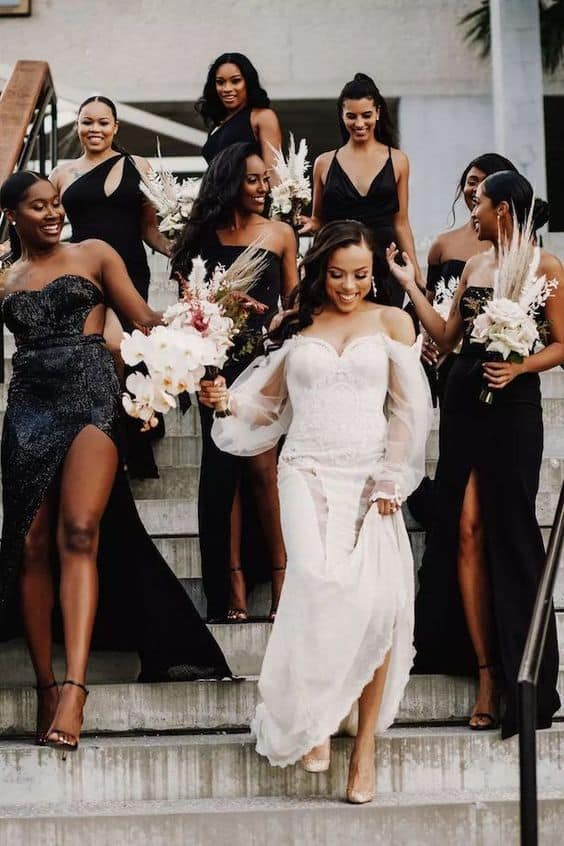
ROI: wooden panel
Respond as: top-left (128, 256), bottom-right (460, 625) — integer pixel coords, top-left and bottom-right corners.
top-left (0, 60), bottom-right (52, 183)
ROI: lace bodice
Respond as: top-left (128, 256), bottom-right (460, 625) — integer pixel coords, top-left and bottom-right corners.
top-left (3, 276), bottom-right (103, 346)
top-left (213, 331), bottom-right (432, 500)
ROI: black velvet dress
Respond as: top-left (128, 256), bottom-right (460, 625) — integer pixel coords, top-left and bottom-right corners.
top-left (201, 108), bottom-right (257, 164)
top-left (321, 148), bottom-right (402, 306)
top-left (62, 154), bottom-right (163, 479)
top-left (412, 285), bottom-right (561, 738)
top-left (196, 235), bottom-right (282, 620)
top-left (0, 275), bottom-right (231, 682)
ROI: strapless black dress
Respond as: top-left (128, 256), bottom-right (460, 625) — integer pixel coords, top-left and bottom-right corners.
top-left (412, 286), bottom-right (560, 738)
top-left (0, 275), bottom-right (231, 680)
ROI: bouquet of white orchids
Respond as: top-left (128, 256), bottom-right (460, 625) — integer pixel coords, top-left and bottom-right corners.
top-left (139, 141), bottom-right (201, 238)
top-left (121, 244), bottom-right (268, 429)
top-left (470, 206), bottom-right (557, 404)
top-left (269, 133), bottom-right (311, 227)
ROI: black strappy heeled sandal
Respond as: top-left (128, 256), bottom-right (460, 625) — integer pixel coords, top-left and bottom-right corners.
top-left (35, 680), bottom-right (59, 746)
top-left (45, 679), bottom-right (89, 752)
top-left (469, 663), bottom-right (499, 731)
top-left (268, 565), bottom-right (287, 623)
top-left (227, 567), bottom-right (248, 623)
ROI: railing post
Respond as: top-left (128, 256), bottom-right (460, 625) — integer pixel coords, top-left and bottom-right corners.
top-left (518, 680), bottom-right (538, 846)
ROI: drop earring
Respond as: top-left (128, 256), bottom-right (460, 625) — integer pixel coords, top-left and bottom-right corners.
top-left (371, 276), bottom-right (378, 298)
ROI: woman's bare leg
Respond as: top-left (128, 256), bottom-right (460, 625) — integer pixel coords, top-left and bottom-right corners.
top-left (347, 651), bottom-right (391, 799)
top-left (47, 426), bottom-right (118, 744)
top-left (248, 447), bottom-right (286, 614)
top-left (228, 485), bottom-right (247, 620)
top-left (458, 470), bottom-right (496, 727)
top-left (20, 493), bottom-right (59, 739)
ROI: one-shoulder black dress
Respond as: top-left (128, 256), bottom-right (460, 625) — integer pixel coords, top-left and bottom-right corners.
top-left (62, 154), bottom-right (163, 479)
top-left (322, 147), bottom-right (403, 306)
top-left (412, 285), bottom-right (560, 738)
top-left (196, 234), bottom-right (282, 620)
top-left (0, 275), bottom-right (231, 681)
top-left (201, 107), bottom-right (257, 164)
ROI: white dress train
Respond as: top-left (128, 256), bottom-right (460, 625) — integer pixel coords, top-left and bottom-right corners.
top-left (212, 332), bottom-right (432, 767)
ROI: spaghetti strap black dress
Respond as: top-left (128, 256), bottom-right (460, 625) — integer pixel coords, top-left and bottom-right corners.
top-left (0, 275), bottom-right (231, 682)
top-left (196, 234), bottom-right (282, 620)
top-left (412, 285), bottom-right (560, 738)
top-left (62, 154), bottom-right (163, 479)
top-left (202, 108), bottom-right (257, 164)
top-left (322, 147), bottom-right (403, 306)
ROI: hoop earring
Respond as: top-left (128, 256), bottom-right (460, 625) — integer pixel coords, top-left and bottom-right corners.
top-left (371, 276), bottom-right (377, 298)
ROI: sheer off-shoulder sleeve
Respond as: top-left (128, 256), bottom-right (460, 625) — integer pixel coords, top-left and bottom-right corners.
top-left (372, 335), bottom-right (433, 502)
top-left (211, 343), bottom-right (293, 457)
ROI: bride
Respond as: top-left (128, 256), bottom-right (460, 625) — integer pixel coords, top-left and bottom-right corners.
top-left (199, 220), bottom-right (432, 803)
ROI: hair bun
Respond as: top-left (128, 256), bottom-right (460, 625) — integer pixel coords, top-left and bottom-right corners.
top-left (354, 72), bottom-right (375, 84)
top-left (532, 197), bottom-right (549, 231)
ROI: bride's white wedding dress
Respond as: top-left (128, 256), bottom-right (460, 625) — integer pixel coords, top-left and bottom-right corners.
top-left (213, 332), bottom-right (432, 767)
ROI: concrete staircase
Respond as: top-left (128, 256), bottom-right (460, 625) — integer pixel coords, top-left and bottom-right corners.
top-left (0, 254), bottom-right (563, 845)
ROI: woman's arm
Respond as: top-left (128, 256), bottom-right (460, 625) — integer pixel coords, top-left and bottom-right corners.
top-left (386, 244), bottom-right (466, 353)
top-left (279, 223), bottom-right (299, 305)
top-left (253, 109), bottom-right (283, 177)
top-left (133, 156), bottom-right (174, 257)
top-left (483, 255), bottom-right (564, 388)
top-left (391, 151), bottom-right (424, 289)
top-left (298, 153), bottom-right (328, 234)
top-left (90, 240), bottom-right (162, 328)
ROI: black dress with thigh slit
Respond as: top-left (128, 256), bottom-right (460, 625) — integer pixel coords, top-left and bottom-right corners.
top-left (0, 275), bottom-right (231, 681)
top-left (412, 285), bottom-right (560, 738)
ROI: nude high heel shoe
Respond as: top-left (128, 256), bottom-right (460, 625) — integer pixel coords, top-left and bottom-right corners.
top-left (302, 738), bottom-right (331, 773)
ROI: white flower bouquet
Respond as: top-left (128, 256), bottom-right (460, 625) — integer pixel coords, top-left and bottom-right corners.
top-left (139, 142), bottom-right (201, 238)
top-left (470, 208), bottom-right (557, 404)
top-left (121, 245), bottom-right (269, 428)
top-left (269, 133), bottom-right (311, 227)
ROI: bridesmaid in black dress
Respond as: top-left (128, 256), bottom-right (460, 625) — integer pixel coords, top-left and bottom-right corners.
top-left (51, 95), bottom-right (173, 479)
top-left (0, 173), bottom-right (230, 750)
top-left (198, 53), bottom-right (282, 170)
top-left (387, 170), bottom-right (563, 739)
top-left (173, 142), bottom-right (297, 623)
top-left (299, 73), bottom-right (422, 307)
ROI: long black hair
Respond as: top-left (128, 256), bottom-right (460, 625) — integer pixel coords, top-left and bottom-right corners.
top-left (77, 95), bottom-right (129, 155)
top-left (195, 53), bottom-right (271, 129)
top-left (0, 171), bottom-right (51, 262)
top-left (450, 152), bottom-right (518, 224)
top-left (482, 170), bottom-right (549, 232)
top-left (171, 141), bottom-right (260, 274)
top-left (268, 220), bottom-right (390, 350)
top-left (337, 73), bottom-right (396, 147)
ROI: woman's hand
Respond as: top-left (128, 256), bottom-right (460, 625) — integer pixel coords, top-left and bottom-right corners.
top-left (298, 215), bottom-right (321, 235)
top-left (483, 359), bottom-right (525, 389)
top-left (374, 498), bottom-right (400, 516)
top-left (199, 376), bottom-right (229, 411)
top-left (421, 335), bottom-right (439, 367)
top-left (386, 243), bottom-right (417, 290)
top-left (229, 291), bottom-right (268, 313)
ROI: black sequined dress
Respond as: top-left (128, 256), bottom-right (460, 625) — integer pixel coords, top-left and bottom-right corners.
top-left (0, 275), bottom-right (231, 680)
top-left (412, 285), bottom-right (560, 738)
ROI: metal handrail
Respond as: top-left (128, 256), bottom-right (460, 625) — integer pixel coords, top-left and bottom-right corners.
top-left (518, 479), bottom-right (564, 845)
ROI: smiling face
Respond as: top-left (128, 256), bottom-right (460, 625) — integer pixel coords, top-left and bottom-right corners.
top-left (324, 241), bottom-right (373, 312)
top-left (77, 100), bottom-right (118, 154)
top-left (238, 154), bottom-right (270, 214)
top-left (342, 97), bottom-right (379, 143)
top-left (215, 62), bottom-right (248, 113)
top-left (471, 182), bottom-right (509, 242)
top-left (463, 166), bottom-right (486, 211)
top-left (6, 179), bottom-right (65, 250)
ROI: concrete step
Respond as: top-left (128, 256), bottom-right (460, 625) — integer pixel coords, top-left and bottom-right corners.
top-left (1, 725), bottom-right (563, 806)
top-left (1, 791), bottom-right (563, 846)
top-left (2, 612), bottom-right (563, 685)
top-left (2, 671), bottom-right (564, 737)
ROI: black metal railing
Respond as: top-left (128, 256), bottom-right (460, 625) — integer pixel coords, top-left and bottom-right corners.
top-left (518, 480), bottom-right (564, 845)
